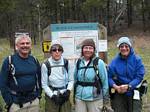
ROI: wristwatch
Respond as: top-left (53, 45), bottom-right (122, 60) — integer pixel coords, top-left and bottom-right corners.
top-left (128, 84), bottom-right (132, 91)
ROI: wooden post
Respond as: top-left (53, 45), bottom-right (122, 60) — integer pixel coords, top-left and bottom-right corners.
top-left (42, 25), bottom-right (51, 58)
top-left (98, 24), bottom-right (108, 64)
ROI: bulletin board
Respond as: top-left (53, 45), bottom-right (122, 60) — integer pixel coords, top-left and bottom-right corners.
top-left (50, 23), bottom-right (105, 59)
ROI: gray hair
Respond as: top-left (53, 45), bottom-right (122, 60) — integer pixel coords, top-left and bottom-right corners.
top-left (15, 34), bottom-right (32, 45)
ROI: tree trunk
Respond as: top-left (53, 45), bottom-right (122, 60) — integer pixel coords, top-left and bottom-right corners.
top-left (127, 0), bottom-right (132, 27)
top-left (106, 0), bottom-right (110, 35)
top-left (142, 0), bottom-right (146, 32)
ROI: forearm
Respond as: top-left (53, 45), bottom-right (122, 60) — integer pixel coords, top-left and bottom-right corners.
top-left (1, 87), bottom-right (13, 105)
top-left (67, 81), bottom-right (74, 91)
top-left (42, 85), bottom-right (53, 97)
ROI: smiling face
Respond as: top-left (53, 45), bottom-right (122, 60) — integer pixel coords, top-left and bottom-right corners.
top-left (51, 45), bottom-right (63, 61)
top-left (15, 36), bottom-right (32, 58)
top-left (119, 43), bottom-right (130, 57)
top-left (82, 45), bottom-right (95, 60)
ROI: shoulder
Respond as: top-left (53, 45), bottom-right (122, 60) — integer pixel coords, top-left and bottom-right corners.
top-left (1, 54), bottom-right (16, 69)
top-left (2, 56), bottom-right (9, 66)
top-left (134, 54), bottom-right (142, 60)
top-left (29, 54), bottom-right (37, 60)
top-left (3, 54), bottom-right (16, 63)
top-left (93, 57), bottom-right (106, 67)
top-left (29, 54), bottom-right (39, 62)
top-left (28, 55), bottom-right (41, 67)
top-left (63, 58), bottom-right (69, 63)
top-left (77, 58), bottom-right (82, 62)
top-left (93, 57), bottom-right (104, 63)
top-left (109, 54), bottom-right (120, 65)
top-left (129, 52), bottom-right (142, 61)
top-left (133, 54), bottom-right (143, 64)
top-left (42, 58), bottom-right (50, 67)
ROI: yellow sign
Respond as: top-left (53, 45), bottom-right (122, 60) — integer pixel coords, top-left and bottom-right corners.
top-left (42, 41), bottom-right (51, 53)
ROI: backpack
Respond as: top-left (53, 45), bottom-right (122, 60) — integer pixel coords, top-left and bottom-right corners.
top-left (44, 58), bottom-right (69, 77)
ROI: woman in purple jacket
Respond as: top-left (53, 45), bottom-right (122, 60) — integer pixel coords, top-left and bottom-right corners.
top-left (108, 36), bottom-right (145, 112)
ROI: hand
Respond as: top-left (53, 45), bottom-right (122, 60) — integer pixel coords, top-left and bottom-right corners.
top-left (63, 90), bottom-right (70, 101)
top-left (51, 94), bottom-right (65, 105)
top-left (51, 95), bottom-right (60, 105)
top-left (113, 84), bottom-right (122, 93)
top-left (103, 98), bottom-right (114, 112)
top-left (120, 84), bottom-right (128, 93)
top-left (102, 106), bottom-right (114, 112)
top-left (38, 95), bottom-right (42, 100)
top-left (5, 103), bottom-right (12, 111)
top-left (51, 95), bottom-right (57, 103)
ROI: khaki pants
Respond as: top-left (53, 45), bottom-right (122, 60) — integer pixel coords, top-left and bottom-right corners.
top-left (9, 98), bottom-right (39, 112)
top-left (75, 98), bottom-right (103, 112)
top-left (45, 95), bottom-right (71, 112)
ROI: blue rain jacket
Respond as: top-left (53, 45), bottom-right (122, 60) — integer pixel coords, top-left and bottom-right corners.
top-left (108, 48), bottom-right (145, 96)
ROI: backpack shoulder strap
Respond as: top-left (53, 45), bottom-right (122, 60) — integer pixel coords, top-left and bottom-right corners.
top-left (63, 58), bottom-right (69, 73)
top-left (8, 55), bottom-right (12, 71)
top-left (93, 57), bottom-right (99, 67)
top-left (8, 55), bottom-right (18, 85)
top-left (32, 56), bottom-right (41, 90)
top-left (33, 56), bottom-right (40, 66)
top-left (44, 59), bottom-right (51, 77)
top-left (93, 57), bottom-right (102, 83)
top-left (93, 57), bottom-right (99, 74)
top-left (8, 55), bottom-right (15, 75)
top-left (76, 58), bottom-right (81, 70)
top-left (44, 58), bottom-right (69, 77)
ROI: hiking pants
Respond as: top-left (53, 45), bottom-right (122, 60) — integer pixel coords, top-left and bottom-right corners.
top-left (111, 93), bottom-right (133, 112)
top-left (133, 99), bottom-right (142, 112)
top-left (75, 98), bottom-right (103, 112)
top-left (45, 94), bottom-right (71, 112)
top-left (9, 98), bottom-right (39, 112)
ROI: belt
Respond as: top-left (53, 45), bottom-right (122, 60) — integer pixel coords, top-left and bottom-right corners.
top-left (76, 81), bottom-right (96, 87)
top-left (49, 85), bottom-right (67, 91)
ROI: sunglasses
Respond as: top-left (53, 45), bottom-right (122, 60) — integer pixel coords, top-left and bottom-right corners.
top-left (52, 48), bottom-right (62, 52)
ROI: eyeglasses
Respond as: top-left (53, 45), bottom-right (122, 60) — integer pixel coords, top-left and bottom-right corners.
top-left (52, 48), bottom-right (62, 52)
top-left (83, 46), bottom-right (94, 50)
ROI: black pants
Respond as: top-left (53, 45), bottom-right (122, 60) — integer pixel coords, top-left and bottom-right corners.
top-left (111, 93), bottom-right (133, 112)
top-left (133, 99), bottom-right (142, 112)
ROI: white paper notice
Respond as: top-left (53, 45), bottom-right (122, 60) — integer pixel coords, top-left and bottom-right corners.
top-left (60, 37), bottom-right (75, 57)
top-left (133, 90), bottom-right (140, 100)
top-left (98, 40), bottom-right (107, 52)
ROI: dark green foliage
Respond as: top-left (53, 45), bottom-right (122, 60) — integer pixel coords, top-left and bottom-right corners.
top-left (0, 0), bottom-right (150, 40)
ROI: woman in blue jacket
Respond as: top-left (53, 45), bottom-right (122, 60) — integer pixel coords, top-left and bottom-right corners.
top-left (108, 36), bottom-right (145, 112)
top-left (74, 39), bottom-right (110, 112)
